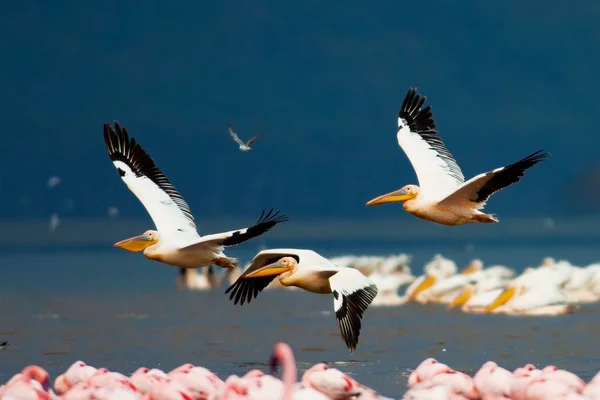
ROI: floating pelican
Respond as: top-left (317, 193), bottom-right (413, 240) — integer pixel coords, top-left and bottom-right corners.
top-left (177, 266), bottom-right (221, 290)
top-left (103, 121), bottom-right (288, 269)
top-left (228, 125), bottom-right (267, 151)
top-left (484, 266), bottom-right (575, 316)
top-left (447, 284), bottom-right (506, 313)
top-left (366, 88), bottom-right (549, 225)
top-left (405, 254), bottom-right (458, 303)
top-left (225, 249), bottom-right (378, 352)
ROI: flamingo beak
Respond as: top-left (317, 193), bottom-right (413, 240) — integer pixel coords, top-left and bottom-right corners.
top-left (408, 275), bottom-right (437, 301)
top-left (114, 235), bottom-right (158, 252)
top-left (245, 261), bottom-right (293, 278)
top-left (366, 188), bottom-right (414, 206)
top-left (448, 287), bottom-right (473, 310)
top-left (485, 286), bottom-right (516, 313)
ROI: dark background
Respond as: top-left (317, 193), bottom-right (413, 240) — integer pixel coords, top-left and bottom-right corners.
top-left (2, 1), bottom-right (598, 225)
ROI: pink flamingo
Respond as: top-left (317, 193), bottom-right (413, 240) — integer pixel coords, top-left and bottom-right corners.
top-left (0, 365), bottom-right (53, 400)
top-left (54, 361), bottom-right (98, 394)
top-left (131, 367), bottom-right (171, 395)
top-left (269, 342), bottom-right (332, 400)
top-left (168, 364), bottom-right (224, 399)
top-left (524, 376), bottom-right (583, 400)
top-left (407, 358), bottom-right (454, 387)
top-left (301, 363), bottom-right (362, 399)
top-left (472, 361), bottom-right (514, 399)
top-left (540, 365), bottom-right (585, 393)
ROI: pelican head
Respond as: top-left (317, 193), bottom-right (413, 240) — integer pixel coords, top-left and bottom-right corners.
top-left (366, 184), bottom-right (419, 206)
top-left (114, 230), bottom-right (159, 252)
top-left (461, 259), bottom-right (483, 275)
top-left (246, 256), bottom-right (298, 278)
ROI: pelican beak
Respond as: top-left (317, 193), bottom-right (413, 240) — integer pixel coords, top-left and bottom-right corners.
top-left (460, 265), bottom-right (479, 275)
top-left (114, 235), bottom-right (158, 252)
top-left (448, 287), bottom-right (473, 310)
top-left (484, 286), bottom-right (516, 313)
top-left (408, 275), bottom-right (437, 301)
top-left (245, 261), bottom-right (293, 278)
top-left (366, 188), bottom-right (414, 206)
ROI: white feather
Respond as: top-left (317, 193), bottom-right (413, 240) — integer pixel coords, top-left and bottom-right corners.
top-left (396, 120), bottom-right (464, 200)
top-left (112, 160), bottom-right (198, 236)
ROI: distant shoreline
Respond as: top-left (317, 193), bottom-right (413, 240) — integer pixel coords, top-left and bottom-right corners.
top-left (0, 216), bottom-right (598, 245)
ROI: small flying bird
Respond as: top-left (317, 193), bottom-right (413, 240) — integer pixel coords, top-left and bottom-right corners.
top-left (366, 87), bottom-right (550, 226)
top-left (103, 121), bottom-right (289, 269)
top-left (225, 249), bottom-right (378, 352)
top-left (229, 125), bottom-right (267, 151)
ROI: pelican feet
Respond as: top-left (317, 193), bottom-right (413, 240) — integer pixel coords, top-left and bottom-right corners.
top-left (215, 256), bottom-right (238, 269)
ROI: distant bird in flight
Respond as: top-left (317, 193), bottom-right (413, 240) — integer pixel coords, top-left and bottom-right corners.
top-left (103, 121), bottom-right (289, 269)
top-left (366, 87), bottom-right (549, 226)
top-left (229, 125), bottom-right (267, 151)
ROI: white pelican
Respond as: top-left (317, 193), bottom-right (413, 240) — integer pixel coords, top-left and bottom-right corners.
top-left (103, 121), bottom-right (288, 269)
top-left (420, 259), bottom-right (516, 304)
top-left (225, 249), bottom-right (378, 352)
top-left (366, 87), bottom-right (549, 225)
top-left (228, 125), bottom-right (267, 151)
top-left (404, 254), bottom-right (458, 303)
top-left (483, 265), bottom-right (575, 316)
top-left (447, 284), bottom-right (506, 313)
top-left (177, 266), bottom-right (222, 290)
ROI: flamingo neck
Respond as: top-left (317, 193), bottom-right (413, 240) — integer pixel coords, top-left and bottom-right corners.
top-left (272, 342), bottom-right (297, 400)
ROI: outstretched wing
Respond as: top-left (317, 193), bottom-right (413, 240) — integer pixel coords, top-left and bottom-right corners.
top-left (229, 125), bottom-right (246, 147)
top-left (439, 150), bottom-right (549, 209)
top-left (225, 250), bottom-right (300, 305)
top-left (103, 121), bottom-right (197, 235)
top-left (246, 128), bottom-right (267, 147)
top-left (329, 269), bottom-right (378, 353)
top-left (179, 209), bottom-right (289, 251)
top-left (396, 88), bottom-right (465, 199)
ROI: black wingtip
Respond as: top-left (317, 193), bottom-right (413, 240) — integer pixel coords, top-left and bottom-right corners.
top-left (255, 208), bottom-right (290, 226)
top-left (398, 87), bottom-right (437, 134)
top-left (523, 149), bottom-right (551, 164)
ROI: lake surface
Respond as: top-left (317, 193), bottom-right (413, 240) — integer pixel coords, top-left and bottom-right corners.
top-left (1, 240), bottom-right (600, 398)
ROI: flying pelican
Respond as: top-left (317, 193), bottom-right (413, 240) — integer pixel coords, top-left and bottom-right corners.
top-left (228, 124), bottom-right (267, 151)
top-left (103, 121), bottom-right (288, 269)
top-left (366, 87), bottom-right (550, 225)
top-left (225, 249), bottom-right (378, 352)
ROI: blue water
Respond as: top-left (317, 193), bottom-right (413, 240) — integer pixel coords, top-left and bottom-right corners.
top-left (1, 240), bottom-right (600, 398)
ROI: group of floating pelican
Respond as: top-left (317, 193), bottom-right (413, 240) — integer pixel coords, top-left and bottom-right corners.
top-left (101, 87), bottom-right (550, 353)
top-left (180, 252), bottom-right (600, 318)
top-left (4, 341), bottom-right (600, 399)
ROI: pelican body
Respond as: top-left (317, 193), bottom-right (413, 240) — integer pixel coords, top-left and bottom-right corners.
top-left (104, 121), bottom-right (288, 269)
top-left (366, 88), bottom-right (549, 225)
top-left (225, 249), bottom-right (379, 352)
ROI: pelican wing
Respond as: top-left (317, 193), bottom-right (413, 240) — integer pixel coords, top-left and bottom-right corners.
top-left (103, 121), bottom-right (197, 235)
top-left (439, 150), bottom-right (549, 209)
top-left (396, 88), bottom-right (465, 199)
top-left (225, 250), bottom-right (300, 305)
top-left (229, 125), bottom-right (246, 147)
top-left (329, 269), bottom-right (378, 352)
top-left (245, 129), bottom-right (267, 147)
top-left (179, 209), bottom-right (289, 251)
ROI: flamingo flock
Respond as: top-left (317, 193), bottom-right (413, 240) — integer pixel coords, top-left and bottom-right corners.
top-left (3, 342), bottom-right (600, 399)
top-left (0, 342), bottom-right (385, 400)
top-left (404, 357), bottom-right (600, 400)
